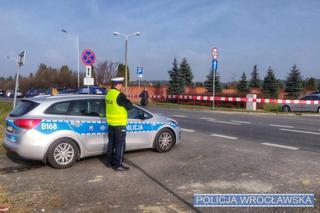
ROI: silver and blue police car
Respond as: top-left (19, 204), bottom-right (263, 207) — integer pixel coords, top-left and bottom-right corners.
top-left (3, 95), bottom-right (181, 169)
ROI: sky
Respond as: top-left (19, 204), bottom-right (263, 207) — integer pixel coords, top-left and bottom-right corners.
top-left (1, 0), bottom-right (320, 82)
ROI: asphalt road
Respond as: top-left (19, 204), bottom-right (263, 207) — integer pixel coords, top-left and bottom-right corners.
top-left (150, 107), bottom-right (320, 153)
top-left (1, 107), bottom-right (320, 212)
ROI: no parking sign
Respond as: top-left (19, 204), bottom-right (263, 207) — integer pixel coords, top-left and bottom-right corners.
top-left (81, 49), bottom-right (95, 86)
top-left (81, 49), bottom-right (96, 66)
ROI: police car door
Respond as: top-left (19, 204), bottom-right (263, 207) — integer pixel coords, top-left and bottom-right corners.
top-left (126, 106), bottom-right (153, 150)
top-left (67, 99), bottom-right (106, 154)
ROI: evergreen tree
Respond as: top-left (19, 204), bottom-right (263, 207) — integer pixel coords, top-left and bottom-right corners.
top-left (179, 58), bottom-right (193, 87)
top-left (249, 64), bottom-right (261, 88)
top-left (285, 64), bottom-right (303, 99)
top-left (167, 58), bottom-right (183, 94)
top-left (278, 80), bottom-right (285, 90)
top-left (237, 72), bottom-right (248, 94)
top-left (303, 77), bottom-right (317, 91)
top-left (262, 66), bottom-right (279, 98)
top-left (117, 64), bottom-right (130, 85)
top-left (204, 70), bottom-right (221, 93)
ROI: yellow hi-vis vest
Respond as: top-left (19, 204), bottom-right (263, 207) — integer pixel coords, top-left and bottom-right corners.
top-left (106, 89), bottom-right (128, 126)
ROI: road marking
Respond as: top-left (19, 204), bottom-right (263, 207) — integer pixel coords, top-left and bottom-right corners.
top-left (231, 120), bottom-right (251, 124)
top-left (261, 142), bottom-right (299, 150)
top-left (211, 134), bottom-right (238, 140)
top-left (181, 128), bottom-right (195, 133)
top-left (171, 115), bottom-right (187, 118)
top-left (199, 117), bottom-right (215, 120)
top-left (209, 120), bottom-right (241, 125)
top-left (280, 128), bottom-right (320, 135)
top-left (269, 124), bottom-right (294, 128)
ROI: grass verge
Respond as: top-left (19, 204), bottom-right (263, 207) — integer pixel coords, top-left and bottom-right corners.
top-left (0, 101), bottom-right (12, 155)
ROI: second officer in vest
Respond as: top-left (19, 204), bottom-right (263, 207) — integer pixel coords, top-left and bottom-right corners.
top-left (106, 77), bottom-right (133, 171)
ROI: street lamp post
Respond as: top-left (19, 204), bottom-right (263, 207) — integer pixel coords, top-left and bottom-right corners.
top-left (113, 31), bottom-right (140, 93)
top-left (7, 50), bottom-right (26, 109)
top-left (61, 29), bottom-right (80, 88)
top-left (7, 56), bottom-right (19, 108)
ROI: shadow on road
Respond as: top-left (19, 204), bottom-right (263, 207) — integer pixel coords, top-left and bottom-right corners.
top-left (0, 151), bottom-right (45, 174)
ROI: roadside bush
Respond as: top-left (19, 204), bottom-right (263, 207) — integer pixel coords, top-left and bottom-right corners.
top-left (262, 103), bottom-right (282, 112)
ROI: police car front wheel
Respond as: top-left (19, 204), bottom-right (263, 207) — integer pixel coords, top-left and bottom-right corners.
top-left (154, 129), bottom-right (175, 152)
top-left (47, 138), bottom-right (79, 169)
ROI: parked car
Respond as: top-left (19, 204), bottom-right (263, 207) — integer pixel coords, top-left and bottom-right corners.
top-left (4, 95), bottom-right (181, 168)
top-left (281, 94), bottom-right (320, 112)
top-left (5, 90), bottom-right (13, 98)
top-left (310, 91), bottom-right (320, 95)
top-left (59, 88), bottom-right (77, 94)
top-left (25, 89), bottom-right (47, 98)
top-left (5, 90), bottom-right (23, 98)
top-left (0, 90), bottom-right (5, 96)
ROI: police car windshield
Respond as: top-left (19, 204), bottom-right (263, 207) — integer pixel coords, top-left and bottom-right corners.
top-left (9, 100), bottom-right (40, 117)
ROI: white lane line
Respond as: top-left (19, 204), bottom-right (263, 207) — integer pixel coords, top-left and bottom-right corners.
top-left (181, 128), bottom-right (195, 133)
top-left (261, 142), bottom-right (299, 150)
top-left (171, 115), bottom-right (187, 118)
top-left (280, 128), bottom-right (320, 135)
top-left (211, 134), bottom-right (238, 140)
top-left (199, 117), bottom-right (215, 120)
top-left (231, 120), bottom-right (252, 124)
top-left (269, 124), bottom-right (294, 128)
top-left (209, 120), bottom-right (241, 125)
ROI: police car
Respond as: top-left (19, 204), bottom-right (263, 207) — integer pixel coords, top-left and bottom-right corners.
top-left (3, 95), bottom-right (181, 169)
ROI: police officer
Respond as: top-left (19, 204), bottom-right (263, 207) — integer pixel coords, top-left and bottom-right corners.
top-left (106, 77), bottom-right (133, 171)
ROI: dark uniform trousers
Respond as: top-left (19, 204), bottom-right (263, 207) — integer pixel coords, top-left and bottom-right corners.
top-left (106, 125), bottom-right (126, 168)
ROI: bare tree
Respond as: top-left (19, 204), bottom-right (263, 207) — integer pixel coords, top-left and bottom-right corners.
top-left (95, 61), bottom-right (118, 85)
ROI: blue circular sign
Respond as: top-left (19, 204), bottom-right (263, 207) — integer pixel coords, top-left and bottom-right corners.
top-left (81, 49), bottom-right (96, 65)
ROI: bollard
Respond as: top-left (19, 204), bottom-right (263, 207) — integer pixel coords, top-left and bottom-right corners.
top-left (246, 94), bottom-right (257, 111)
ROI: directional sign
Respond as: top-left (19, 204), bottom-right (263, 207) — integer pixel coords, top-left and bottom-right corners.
top-left (18, 50), bottom-right (26, 67)
top-left (85, 65), bottom-right (92, 78)
top-left (212, 59), bottom-right (218, 71)
top-left (137, 67), bottom-right (143, 78)
top-left (81, 49), bottom-right (96, 66)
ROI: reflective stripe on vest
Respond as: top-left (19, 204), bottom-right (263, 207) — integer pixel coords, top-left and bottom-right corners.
top-left (106, 89), bottom-right (128, 126)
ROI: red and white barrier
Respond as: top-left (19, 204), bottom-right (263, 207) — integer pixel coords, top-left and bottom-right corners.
top-left (128, 94), bottom-right (320, 105)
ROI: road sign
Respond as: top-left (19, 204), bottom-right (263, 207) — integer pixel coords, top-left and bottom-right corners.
top-left (18, 50), bottom-right (26, 67)
top-left (81, 49), bottom-right (96, 65)
top-left (211, 47), bottom-right (219, 110)
top-left (137, 67), bottom-right (143, 78)
top-left (84, 77), bottom-right (94, 85)
top-left (85, 65), bottom-right (92, 78)
top-left (212, 59), bottom-right (218, 71)
top-left (211, 47), bottom-right (218, 60)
